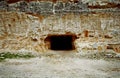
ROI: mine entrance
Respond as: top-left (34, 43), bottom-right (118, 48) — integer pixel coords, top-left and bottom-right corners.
top-left (45, 34), bottom-right (77, 51)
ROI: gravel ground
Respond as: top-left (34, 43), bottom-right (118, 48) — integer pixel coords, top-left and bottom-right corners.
top-left (0, 51), bottom-right (120, 78)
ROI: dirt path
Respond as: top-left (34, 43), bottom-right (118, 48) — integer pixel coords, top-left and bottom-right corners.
top-left (0, 52), bottom-right (120, 78)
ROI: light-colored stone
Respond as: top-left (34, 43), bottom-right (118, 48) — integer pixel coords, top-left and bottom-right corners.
top-left (0, 11), bottom-right (119, 53)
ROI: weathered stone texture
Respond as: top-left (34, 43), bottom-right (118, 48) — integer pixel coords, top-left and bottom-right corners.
top-left (0, 0), bottom-right (120, 14)
top-left (0, 11), bottom-right (120, 52)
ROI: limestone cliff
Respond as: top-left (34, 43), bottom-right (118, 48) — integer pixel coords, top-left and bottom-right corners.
top-left (0, 0), bottom-right (120, 52)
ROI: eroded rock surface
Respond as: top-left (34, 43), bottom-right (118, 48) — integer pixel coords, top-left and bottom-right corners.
top-left (0, 0), bottom-right (120, 53)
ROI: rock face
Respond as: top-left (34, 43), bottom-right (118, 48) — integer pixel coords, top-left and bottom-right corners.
top-left (0, 0), bottom-right (120, 14)
top-left (0, 0), bottom-right (120, 53)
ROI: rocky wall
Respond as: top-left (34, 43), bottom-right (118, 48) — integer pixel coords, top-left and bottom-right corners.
top-left (0, 0), bottom-right (120, 15)
top-left (0, 11), bottom-right (120, 52)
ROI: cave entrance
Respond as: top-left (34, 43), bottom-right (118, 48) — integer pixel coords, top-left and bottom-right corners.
top-left (45, 34), bottom-right (77, 51)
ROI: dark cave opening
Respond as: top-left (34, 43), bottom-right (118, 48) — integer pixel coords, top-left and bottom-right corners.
top-left (45, 34), bottom-right (76, 51)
